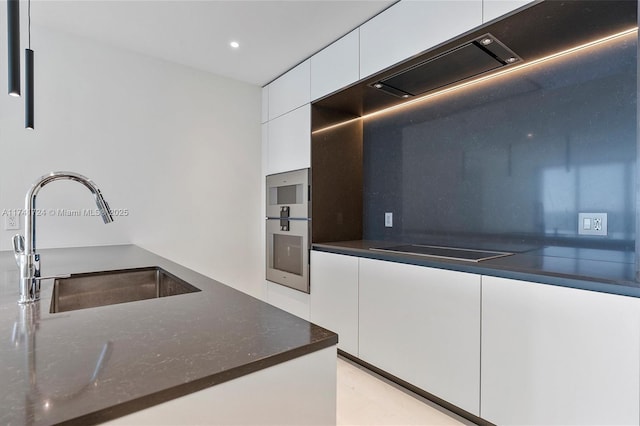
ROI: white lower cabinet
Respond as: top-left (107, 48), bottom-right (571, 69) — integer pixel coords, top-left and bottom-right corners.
top-left (358, 258), bottom-right (481, 416)
top-left (481, 276), bottom-right (640, 425)
top-left (103, 346), bottom-right (337, 426)
top-left (310, 251), bottom-right (359, 356)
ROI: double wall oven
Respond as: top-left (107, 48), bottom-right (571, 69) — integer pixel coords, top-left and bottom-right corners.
top-left (266, 168), bottom-right (310, 293)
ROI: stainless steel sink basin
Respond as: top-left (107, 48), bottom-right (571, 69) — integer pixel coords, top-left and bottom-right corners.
top-left (50, 267), bottom-right (201, 313)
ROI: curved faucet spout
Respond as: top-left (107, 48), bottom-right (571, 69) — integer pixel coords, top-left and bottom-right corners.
top-left (16, 171), bottom-right (114, 304)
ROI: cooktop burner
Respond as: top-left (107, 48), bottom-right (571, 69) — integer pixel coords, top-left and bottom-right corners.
top-left (370, 244), bottom-right (513, 262)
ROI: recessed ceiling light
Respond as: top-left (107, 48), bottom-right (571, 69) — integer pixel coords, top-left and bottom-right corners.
top-left (230, 41), bottom-right (240, 49)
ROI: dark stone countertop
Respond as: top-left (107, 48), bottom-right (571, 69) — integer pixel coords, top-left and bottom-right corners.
top-left (313, 240), bottom-right (640, 298)
top-left (0, 245), bottom-right (337, 425)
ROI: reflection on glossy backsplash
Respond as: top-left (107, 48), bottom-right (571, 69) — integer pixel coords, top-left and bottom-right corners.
top-left (363, 32), bottom-right (637, 248)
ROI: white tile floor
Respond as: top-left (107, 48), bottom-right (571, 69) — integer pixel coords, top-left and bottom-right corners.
top-left (336, 356), bottom-right (472, 426)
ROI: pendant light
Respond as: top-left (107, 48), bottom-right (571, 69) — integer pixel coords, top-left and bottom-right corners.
top-left (7, 0), bottom-right (20, 96)
top-left (25, 0), bottom-right (34, 129)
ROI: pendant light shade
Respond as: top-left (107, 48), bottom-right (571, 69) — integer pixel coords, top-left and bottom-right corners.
top-left (25, 49), bottom-right (34, 129)
top-left (7, 0), bottom-right (20, 97)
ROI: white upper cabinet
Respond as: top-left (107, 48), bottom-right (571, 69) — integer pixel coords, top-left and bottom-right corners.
top-left (268, 60), bottom-right (310, 120)
top-left (266, 104), bottom-right (310, 175)
top-left (359, 0), bottom-right (482, 79)
top-left (482, 0), bottom-right (534, 23)
top-left (310, 29), bottom-right (360, 101)
top-left (482, 276), bottom-right (640, 425)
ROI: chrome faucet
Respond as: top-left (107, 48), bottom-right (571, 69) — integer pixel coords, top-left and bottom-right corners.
top-left (12, 172), bottom-right (114, 304)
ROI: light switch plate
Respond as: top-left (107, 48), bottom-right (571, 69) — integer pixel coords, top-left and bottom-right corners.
top-left (384, 212), bottom-right (393, 228)
top-left (4, 215), bottom-right (19, 230)
top-left (578, 212), bottom-right (607, 236)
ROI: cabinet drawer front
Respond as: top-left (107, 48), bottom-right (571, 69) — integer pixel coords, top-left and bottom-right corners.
top-left (481, 276), bottom-right (640, 425)
top-left (358, 258), bottom-right (480, 415)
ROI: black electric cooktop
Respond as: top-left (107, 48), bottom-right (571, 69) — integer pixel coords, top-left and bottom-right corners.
top-left (370, 244), bottom-right (513, 262)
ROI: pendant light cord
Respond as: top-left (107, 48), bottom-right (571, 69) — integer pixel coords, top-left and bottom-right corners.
top-left (28, 0), bottom-right (31, 49)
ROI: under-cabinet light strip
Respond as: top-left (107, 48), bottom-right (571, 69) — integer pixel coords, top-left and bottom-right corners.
top-left (312, 27), bottom-right (639, 135)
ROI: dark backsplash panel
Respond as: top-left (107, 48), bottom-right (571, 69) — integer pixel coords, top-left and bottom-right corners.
top-left (363, 32), bottom-right (637, 249)
top-left (312, 117), bottom-right (363, 244)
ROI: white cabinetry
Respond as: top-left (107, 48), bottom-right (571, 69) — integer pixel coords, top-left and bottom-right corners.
top-left (310, 251), bottom-right (359, 356)
top-left (311, 29), bottom-right (360, 101)
top-left (104, 346), bottom-right (336, 426)
top-left (482, 0), bottom-right (534, 23)
top-left (266, 281), bottom-right (310, 320)
top-left (261, 86), bottom-right (269, 123)
top-left (359, 0), bottom-right (482, 79)
top-left (481, 276), bottom-right (640, 425)
top-left (359, 258), bottom-right (481, 415)
top-left (268, 60), bottom-right (310, 120)
top-left (266, 104), bottom-right (310, 175)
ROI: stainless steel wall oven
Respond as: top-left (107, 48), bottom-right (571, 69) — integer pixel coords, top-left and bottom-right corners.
top-left (266, 168), bottom-right (310, 293)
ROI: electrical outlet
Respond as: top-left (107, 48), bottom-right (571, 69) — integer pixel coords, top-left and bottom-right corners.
top-left (385, 212), bottom-right (393, 228)
top-left (4, 215), bottom-right (19, 230)
top-left (578, 212), bottom-right (607, 236)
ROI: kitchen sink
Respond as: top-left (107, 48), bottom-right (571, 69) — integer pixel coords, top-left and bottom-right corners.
top-left (50, 267), bottom-right (201, 313)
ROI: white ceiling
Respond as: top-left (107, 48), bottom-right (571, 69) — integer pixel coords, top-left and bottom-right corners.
top-left (31, 0), bottom-right (397, 86)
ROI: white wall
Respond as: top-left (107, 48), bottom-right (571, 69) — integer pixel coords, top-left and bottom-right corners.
top-left (0, 26), bottom-right (264, 297)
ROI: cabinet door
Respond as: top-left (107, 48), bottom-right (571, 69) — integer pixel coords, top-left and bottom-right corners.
top-left (310, 29), bottom-right (359, 101)
top-left (309, 251), bottom-right (359, 356)
top-left (266, 104), bottom-right (310, 175)
top-left (482, 0), bottom-right (534, 23)
top-left (359, 0), bottom-right (482, 79)
top-left (359, 258), bottom-right (481, 415)
top-left (268, 60), bottom-right (310, 120)
top-left (481, 276), bottom-right (640, 425)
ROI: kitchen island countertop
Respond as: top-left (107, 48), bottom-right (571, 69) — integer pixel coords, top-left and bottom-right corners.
top-left (0, 244), bottom-right (336, 425)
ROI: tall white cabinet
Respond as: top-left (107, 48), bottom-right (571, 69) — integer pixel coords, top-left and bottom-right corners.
top-left (481, 276), bottom-right (640, 425)
top-left (358, 258), bottom-right (481, 416)
top-left (262, 60), bottom-right (312, 314)
top-left (263, 60), bottom-right (311, 176)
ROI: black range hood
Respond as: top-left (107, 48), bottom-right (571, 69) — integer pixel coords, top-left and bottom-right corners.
top-left (312, 0), bottom-right (638, 130)
top-left (372, 33), bottom-right (521, 99)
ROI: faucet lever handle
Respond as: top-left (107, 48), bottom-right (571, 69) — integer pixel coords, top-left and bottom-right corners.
top-left (12, 234), bottom-right (24, 254)
top-left (12, 234), bottom-right (25, 267)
